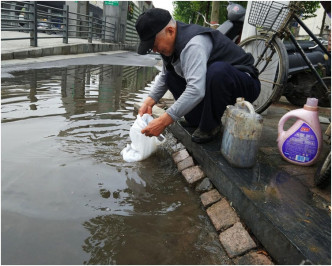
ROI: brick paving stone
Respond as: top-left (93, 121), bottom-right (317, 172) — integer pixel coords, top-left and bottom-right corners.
top-left (181, 165), bottom-right (205, 184)
top-left (206, 198), bottom-right (239, 231)
top-left (219, 222), bottom-right (257, 258)
top-left (195, 177), bottom-right (213, 192)
top-left (200, 189), bottom-right (222, 207)
top-left (171, 143), bottom-right (185, 153)
top-left (172, 149), bottom-right (189, 164)
top-left (233, 251), bottom-right (274, 265)
top-left (177, 156), bottom-right (195, 172)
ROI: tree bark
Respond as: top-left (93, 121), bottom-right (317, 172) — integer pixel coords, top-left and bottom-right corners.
top-left (210, 1), bottom-right (220, 29)
top-left (319, 10), bottom-right (326, 37)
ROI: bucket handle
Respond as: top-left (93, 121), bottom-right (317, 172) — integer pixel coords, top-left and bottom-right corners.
top-left (237, 101), bottom-right (255, 114)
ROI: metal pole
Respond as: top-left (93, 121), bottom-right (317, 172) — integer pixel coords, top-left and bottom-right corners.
top-left (113, 21), bottom-right (117, 43)
top-left (88, 12), bottom-right (93, 43)
top-left (63, 5), bottom-right (68, 44)
top-left (30, 1), bottom-right (37, 47)
top-left (48, 8), bottom-right (51, 24)
top-left (102, 17), bottom-right (106, 43)
top-left (10, 2), bottom-right (16, 27)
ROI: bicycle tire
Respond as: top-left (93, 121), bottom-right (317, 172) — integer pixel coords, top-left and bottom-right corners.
top-left (285, 76), bottom-right (331, 108)
top-left (239, 35), bottom-right (289, 113)
top-left (314, 151), bottom-right (331, 189)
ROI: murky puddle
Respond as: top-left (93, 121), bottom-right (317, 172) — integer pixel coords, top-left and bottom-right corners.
top-left (1, 65), bottom-right (228, 264)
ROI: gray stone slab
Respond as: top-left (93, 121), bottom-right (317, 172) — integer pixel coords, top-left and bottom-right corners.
top-left (52, 46), bottom-right (63, 56)
top-left (77, 44), bottom-right (85, 54)
top-left (70, 44), bottom-right (78, 54)
top-left (200, 189), bottom-right (222, 207)
top-left (42, 47), bottom-right (54, 57)
top-left (181, 165), bottom-right (205, 184)
top-left (195, 177), bottom-right (213, 192)
top-left (2, 52), bottom-right (14, 60)
top-left (177, 156), bottom-right (194, 172)
top-left (13, 50), bottom-right (29, 59)
top-left (233, 251), bottom-right (274, 265)
top-left (219, 222), bottom-right (257, 258)
top-left (171, 143), bottom-right (185, 153)
top-left (62, 45), bottom-right (71, 55)
top-left (172, 149), bottom-right (189, 164)
top-left (207, 198), bottom-right (239, 231)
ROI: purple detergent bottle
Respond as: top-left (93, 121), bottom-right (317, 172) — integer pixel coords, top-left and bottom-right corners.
top-left (277, 98), bottom-right (323, 166)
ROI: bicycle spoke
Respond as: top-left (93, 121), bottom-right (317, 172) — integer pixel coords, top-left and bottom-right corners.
top-left (240, 35), bottom-right (288, 113)
top-left (259, 78), bottom-right (282, 85)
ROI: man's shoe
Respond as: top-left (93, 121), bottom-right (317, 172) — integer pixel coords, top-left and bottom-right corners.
top-left (177, 118), bottom-right (198, 128)
top-left (191, 125), bottom-right (221, 143)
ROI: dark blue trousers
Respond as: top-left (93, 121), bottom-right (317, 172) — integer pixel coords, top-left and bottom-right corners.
top-left (165, 61), bottom-right (261, 131)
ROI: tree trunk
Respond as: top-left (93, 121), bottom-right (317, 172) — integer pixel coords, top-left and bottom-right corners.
top-left (206, 2), bottom-right (211, 26)
top-left (210, 1), bottom-right (220, 29)
top-left (319, 10), bottom-right (326, 37)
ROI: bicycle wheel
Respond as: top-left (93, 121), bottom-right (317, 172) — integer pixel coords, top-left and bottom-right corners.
top-left (285, 76), bottom-right (331, 107)
top-left (314, 151), bottom-right (331, 189)
top-left (239, 35), bottom-right (289, 113)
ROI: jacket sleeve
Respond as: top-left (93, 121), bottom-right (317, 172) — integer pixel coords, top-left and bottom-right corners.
top-left (148, 63), bottom-right (169, 103)
top-left (166, 34), bottom-right (212, 121)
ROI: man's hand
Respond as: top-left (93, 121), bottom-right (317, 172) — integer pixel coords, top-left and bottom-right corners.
top-left (141, 113), bottom-right (174, 137)
top-left (139, 97), bottom-right (156, 116)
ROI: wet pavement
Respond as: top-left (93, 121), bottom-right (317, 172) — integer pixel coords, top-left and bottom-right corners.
top-left (1, 64), bottom-right (230, 264)
top-left (168, 98), bottom-right (331, 264)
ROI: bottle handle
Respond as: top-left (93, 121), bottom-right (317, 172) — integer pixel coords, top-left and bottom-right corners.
top-left (277, 111), bottom-right (302, 140)
top-left (236, 101), bottom-right (255, 114)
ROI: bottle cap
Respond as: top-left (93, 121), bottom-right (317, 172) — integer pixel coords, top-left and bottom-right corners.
top-left (306, 98), bottom-right (318, 107)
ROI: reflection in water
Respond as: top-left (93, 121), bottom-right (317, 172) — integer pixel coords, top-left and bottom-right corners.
top-left (2, 64), bottom-right (156, 121)
top-left (1, 65), bottom-right (228, 264)
top-left (82, 215), bottom-right (123, 265)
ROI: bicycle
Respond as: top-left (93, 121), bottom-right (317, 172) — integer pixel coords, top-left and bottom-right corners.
top-left (239, 1), bottom-right (331, 114)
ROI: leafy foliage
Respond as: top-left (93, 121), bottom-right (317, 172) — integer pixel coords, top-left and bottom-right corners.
top-left (173, 1), bottom-right (209, 25)
top-left (173, 1), bottom-right (321, 25)
top-left (173, 1), bottom-right (247, 26)
top-left (298, 1), bottom-right (321, 20)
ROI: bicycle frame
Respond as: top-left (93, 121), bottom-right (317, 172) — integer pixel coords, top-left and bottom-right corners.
top-left (288, 14), bottom-right (330, 95)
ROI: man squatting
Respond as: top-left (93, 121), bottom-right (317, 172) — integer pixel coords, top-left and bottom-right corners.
top-left (135, 8), bottom-right (260, 143)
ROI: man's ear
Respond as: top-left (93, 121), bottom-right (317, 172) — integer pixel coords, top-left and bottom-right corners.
top-left (165, 26), bottom-right (175, 36)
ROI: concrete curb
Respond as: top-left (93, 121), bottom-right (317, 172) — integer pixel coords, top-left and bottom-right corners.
top-left (168, 121), bottom-right (332, 264)
top-left (170, 146), bottom-right (273, 264)
top-left (135, 102), bottom-right (275, 264)
top-left (1, 42), bottom-right (138, 61)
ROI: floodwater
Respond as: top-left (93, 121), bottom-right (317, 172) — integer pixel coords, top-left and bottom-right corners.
top-left (1, 65), bottom-right (229, 264)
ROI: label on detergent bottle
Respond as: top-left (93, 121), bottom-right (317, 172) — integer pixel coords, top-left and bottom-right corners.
top-left (282, 122), bottom-right (318, 163)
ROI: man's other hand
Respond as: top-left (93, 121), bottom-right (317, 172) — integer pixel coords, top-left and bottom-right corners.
top-left (138, 103), bottom-right (153, 116)
top-left (138, 97), bottom-right (156, 116)
top-left (141, 113), bottom-right (174, 137)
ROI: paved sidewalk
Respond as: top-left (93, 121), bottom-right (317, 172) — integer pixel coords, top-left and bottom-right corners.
top-left (1, 31), bottom-right (137, 60)
top-left (137, 95), bottom-right (331, 264)
top-left (168, 98), bottom-right (331, 265)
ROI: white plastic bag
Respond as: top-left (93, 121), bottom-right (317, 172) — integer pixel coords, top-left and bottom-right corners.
top-left (121, 114), bottom-right (166, 162)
